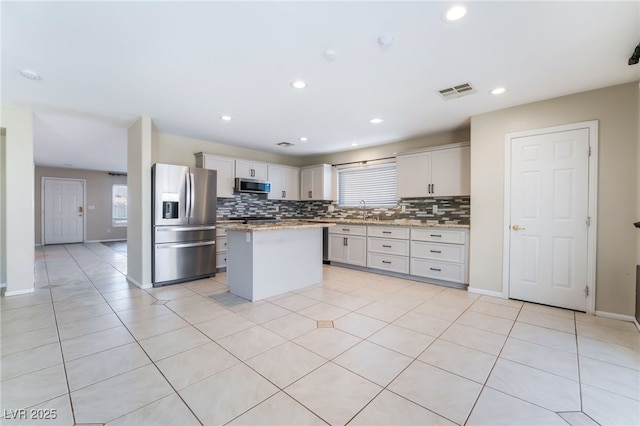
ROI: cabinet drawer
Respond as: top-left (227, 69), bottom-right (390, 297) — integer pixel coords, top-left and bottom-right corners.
top-left (411, 228), bottom-right (466, 244)
top-left (329, 224), bottom-right (367, 236)
top-left (368, 237), bottom-right (410, 256)
top-left (216, 227), bottom-right (228, 237)
top-left (216, 252), bottom-right (227, 268)
top-left (410, 258), bottom-right (465, 283)
top-left (368, 253), bottom-right (409, 274)
top-left (411, 241), bottom-right (465, 263)
top-left (367, 226), bottom-right (410, 239)
top-left (216, 237), bottom-right (228, 253)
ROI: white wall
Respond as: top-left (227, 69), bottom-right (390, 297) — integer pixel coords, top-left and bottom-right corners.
top-left (127, 117), bottom-right (153, 289)
top-left (470, 83), bottom-right (639, 316)
top-left (1, 105), bottom-right (35, 295)
top-left (153, 132), bottom-right (299, 167)
top-left (0, 129), bottom-right (6, 287)
top-left (300, 128), bottom-right (470, 166)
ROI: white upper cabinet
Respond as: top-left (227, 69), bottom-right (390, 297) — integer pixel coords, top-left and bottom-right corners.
top-left (268, 164), bottom-right (300, 200)
top-left (300, 164), bottom-right (333, 201)
top-left (235, 160), bottom-right (268, 180)
top-left (396, 143), bottom-right (470, 198)
top-left (195, 153), bottom-right (235, 198)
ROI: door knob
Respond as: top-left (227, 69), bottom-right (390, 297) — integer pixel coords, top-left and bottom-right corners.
top-left (512, 224), bottom-right (525, 231)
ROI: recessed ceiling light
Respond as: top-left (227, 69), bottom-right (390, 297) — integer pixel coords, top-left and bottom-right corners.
top-left (291, 80), bottom-right (307, 89)
top-left (351, 143), bottom-right (359, 147)
top-left (491, 87), bottom-right (506, 95)
top-left (220, 115), bottom-right (232, 121)
top-left (444, 5), bottom-right (467, 22)
top-left (370, 118), bottom-right (384, 124)
top-left (299, 137), bottom-right (308, 142)
top-left (20, 69), bottom-right (41, 80)
top-left (378, 34), bottom-right (394, 47)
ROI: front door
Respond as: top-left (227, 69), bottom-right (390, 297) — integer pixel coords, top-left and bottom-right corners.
top-left (43, 178), bottom-right (84, 244)
top-left (508, 126), bottom-right (591, 311)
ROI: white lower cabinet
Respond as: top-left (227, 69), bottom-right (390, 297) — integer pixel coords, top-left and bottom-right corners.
top-left (367, 226), bottom-right (410, 274)
top-left (410, 228), bottom-right (468, 284)
top-left (329, 225), bottom-right (367, 266)
top-left (216, 227), bottom-right (228, 270)
top-left (330, 223), bottom-right (469, 287)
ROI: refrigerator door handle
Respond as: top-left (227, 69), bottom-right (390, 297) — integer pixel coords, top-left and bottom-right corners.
top-left (189, 172), bottom-right (196, 219)
top-left (156, 225), bottom-right (216, 232)
top-left (184, 172), bottom-right (191, 219)
top-left (156, 241), bottom-right (216, 249)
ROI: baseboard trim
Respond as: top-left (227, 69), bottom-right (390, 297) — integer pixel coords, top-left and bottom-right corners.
top-left (86, 239), bottom-right (127, 243)
top-left (126, 275), bottom-right (152, 290)
top-left (467, 287), bottom-right (505, 298)
top-left (4, 287), bottom-right (35, 297)
top-left (595, 310), bottom-right (636, 323)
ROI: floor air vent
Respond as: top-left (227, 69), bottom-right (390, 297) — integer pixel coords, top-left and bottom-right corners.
top-left (438, 83), bottom-right (476, 100)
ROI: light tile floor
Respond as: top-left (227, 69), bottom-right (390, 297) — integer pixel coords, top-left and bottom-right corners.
top-left (1, 243), bottom-right (639, 425)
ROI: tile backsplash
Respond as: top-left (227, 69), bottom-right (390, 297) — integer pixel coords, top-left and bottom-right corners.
top-left (217, 194), bottom-right (470, 225)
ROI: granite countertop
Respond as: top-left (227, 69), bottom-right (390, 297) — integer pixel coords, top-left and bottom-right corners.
top-left (218, 218), bottom-right (469, 230)
top-left (305, 218), bottom-right (470, 229)
top-left (219, 220), bottom-right (335, 232)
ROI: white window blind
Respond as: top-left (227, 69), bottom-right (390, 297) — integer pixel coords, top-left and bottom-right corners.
top-left (337, 163), bottom-right (397, 206)
top-left (112, 184), bottom-right (127, 226)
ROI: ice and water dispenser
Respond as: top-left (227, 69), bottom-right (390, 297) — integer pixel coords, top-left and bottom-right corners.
top-left (162, 193), bottom-right (179, 219)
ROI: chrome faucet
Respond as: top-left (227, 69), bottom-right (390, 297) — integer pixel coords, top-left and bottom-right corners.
top-left (359, 200), bottom-right (367, 220)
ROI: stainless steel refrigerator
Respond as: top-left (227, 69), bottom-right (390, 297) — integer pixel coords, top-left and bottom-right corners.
top-left (152, 163), bottom-right (217, 286)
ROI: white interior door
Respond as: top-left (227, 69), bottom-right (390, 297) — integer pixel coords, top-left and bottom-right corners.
top-left (508, 128), bottom-right (590, 311)
top-left (43, 178), bottom-right (84, 244)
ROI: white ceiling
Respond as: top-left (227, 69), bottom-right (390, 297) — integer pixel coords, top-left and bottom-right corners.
top-left (2, 1), bottom-right (639, 173)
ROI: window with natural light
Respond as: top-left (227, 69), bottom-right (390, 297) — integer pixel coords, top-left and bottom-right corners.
top-left (337, 162), bottom-right (397, 206)
top-left (112, 184), bottom-right (127, 226)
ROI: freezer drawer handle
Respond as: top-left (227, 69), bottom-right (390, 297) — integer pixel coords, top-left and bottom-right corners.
top-left (156, 241), bottom-right (216, 249)
top-left (430, 267), bottom-right (441, 272)
top-left (157, 226), bottom-right (217, 232)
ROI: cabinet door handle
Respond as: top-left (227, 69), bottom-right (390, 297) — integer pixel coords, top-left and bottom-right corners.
top-left (383, 245), bottom-right (392, 248)
top-left (308, 191), bottom-right (312, 199)
top-left (282, 190), bottom-right (286, 198)
top-left (251, 168), bottom-right (255, 177)
top-left (430, 250), bottom-right (441, 253)
top-left (382, 260), bottom-right (391, 264)
top-left (430, 234), bottom-right (442, 237)
top-left (344, 237), bottom-right (348, 246)
top-left (382, 231), bottom-right (392, 234)
top-left (342, 228), bottom-right (350, 232)
top-left (430, 267), bottom-right (441, 272)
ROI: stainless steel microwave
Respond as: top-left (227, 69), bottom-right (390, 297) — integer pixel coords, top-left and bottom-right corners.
top-left (235, 177), bottom-right (271, 194)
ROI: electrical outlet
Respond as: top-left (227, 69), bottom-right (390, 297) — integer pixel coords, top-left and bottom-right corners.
top-left (401, 205), bottom-right (406, 213)
top-left (274, 205), bottom-right (280, 212)
top-left (433, 205), bottom-right (438, 214)
top-left (308, 205), bottom-right (312, 212)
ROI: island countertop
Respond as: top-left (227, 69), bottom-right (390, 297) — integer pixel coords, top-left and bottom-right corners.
top-left (219, 220), bottom-right (335, 232)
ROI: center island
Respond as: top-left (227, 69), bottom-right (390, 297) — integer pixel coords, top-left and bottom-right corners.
top-left (222, 221), bottom-right (334, 302)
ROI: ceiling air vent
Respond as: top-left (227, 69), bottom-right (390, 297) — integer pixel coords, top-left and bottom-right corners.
top-left (277, 141), bottom-right (294, 147)
top-left (438, 82), bottom-right (476, 100)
